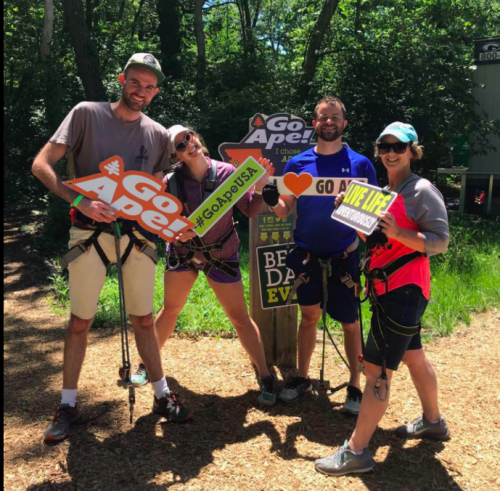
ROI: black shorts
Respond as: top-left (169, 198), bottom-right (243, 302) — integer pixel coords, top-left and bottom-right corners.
top-left (286, 247), bottom-right (360, 324)
top-left (363, 285), bottom-right (428, 371)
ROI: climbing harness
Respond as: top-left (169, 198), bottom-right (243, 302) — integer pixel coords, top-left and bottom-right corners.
top-left (316, 257), bottom-right (354, 403)
top-left (61, 212), bottom-right (158, 271)
top-left (113, 222), bottom-right (135, 424)
top-left (166, 227), bottom-right (239, 278)
top-left (359, 173), bottom-right (424, 402)
top-left (165, 159), bottom-right (240, 279)
top-left (286, 239), bottom-right (360, 402)
top-left (61, 210), bottom-right (159, 424)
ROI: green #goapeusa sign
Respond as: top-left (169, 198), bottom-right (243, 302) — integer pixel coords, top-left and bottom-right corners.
top-left (189, 157), bottom-right (266, 236)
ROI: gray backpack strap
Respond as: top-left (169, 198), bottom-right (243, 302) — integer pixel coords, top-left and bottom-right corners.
top-left (165, 170), bottom-right (179, 200)
top-left (203, 159), bottom-right (217, 201)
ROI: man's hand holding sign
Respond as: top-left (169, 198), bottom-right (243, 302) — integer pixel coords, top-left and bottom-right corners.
top-left (64, 156), bottom-right (194, 241)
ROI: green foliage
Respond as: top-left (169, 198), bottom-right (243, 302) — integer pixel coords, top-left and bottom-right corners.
top-left (5, 1), bottom-right (500, 339)
top-left (48, 214), bottom-right (500, 339)
top-left (6, 0), bottom-right (500, 209)
top-left (423, 214), bottom-right (500, 335)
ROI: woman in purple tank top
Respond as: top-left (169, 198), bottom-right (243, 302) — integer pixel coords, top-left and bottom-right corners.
top-left (131, 125), bottom-right (278, 408)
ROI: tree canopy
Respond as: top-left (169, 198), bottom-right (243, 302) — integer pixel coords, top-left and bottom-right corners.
top-left (4, 0), bottom-right (500, 204)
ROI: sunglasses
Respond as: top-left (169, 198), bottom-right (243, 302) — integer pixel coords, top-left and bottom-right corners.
top-left (175, 131), bottom-right (195, 153)
top-left (377, 142), bottom-right (409, 155)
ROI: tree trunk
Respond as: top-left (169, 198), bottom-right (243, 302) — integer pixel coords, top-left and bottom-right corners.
top-left (62, 0), bottom-right (106, 101)
top-left (86, 0), bottom-right (92, 32)
top-left (40, 0), bottom-right (54, 61)
top-left (194, 0), bottom-right (206, 102)
top-left (355, 0), bottom-right (362, 32)
top-left (41, 0), bottom-right (58, 132)
top-left (237, 0), bottom-right (256, 59)
top-left (297, 0), bottom-right (340, 103)
top-left (157, 0), bottom-right (182, 79)
top-left (131, 0), bottom-right (146, 38)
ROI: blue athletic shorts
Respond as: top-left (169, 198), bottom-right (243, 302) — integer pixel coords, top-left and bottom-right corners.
top-left (285, 247), bottom-right (360, 323)
top-left (363, 285), bottom-right (428, 371)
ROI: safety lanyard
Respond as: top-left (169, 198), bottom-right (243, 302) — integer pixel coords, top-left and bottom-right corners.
top-left (114, 222), bottom-right (135, 423)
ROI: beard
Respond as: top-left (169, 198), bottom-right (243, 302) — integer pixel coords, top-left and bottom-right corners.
top-left (316, 124), bottom-right (343, 142)
top-left (121, 89), bottom-right (150, 112)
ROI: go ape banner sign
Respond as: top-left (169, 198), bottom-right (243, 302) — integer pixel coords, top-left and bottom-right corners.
top-left (188, 157), bottom-right (266, 236)
top-left (270, 173), bottom-right (367, 198)
top-left (256, 243), bottom-right (298, 309)
top-left (218, 113), bottom-right (315, 176)
top-left (332, 181), bottom-right (397, 235)
top-left (64, 156), bottom-right (194, 242)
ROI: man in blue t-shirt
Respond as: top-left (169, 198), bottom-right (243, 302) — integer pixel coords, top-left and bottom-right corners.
top-left (262, 97), bottom-right (377, 413)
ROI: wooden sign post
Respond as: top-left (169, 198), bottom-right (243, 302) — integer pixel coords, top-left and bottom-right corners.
top-left (219, 113), bottom-right (316, 368)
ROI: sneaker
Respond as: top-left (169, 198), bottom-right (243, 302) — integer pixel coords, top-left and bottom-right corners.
top-left (278, 376), bottom-right (313, 403)
top-left (153, 392), bottom-right (193, 422)
top-left (315, 440), bottom-right (375, 476)
top-left (44, 404), bottom-right (81, 443)
top-left (342, 385), bottom-right (362, 415)
top-left (395, 414), bottom-right (450, 441)
top-left (258, 375), bottom-right (277, 407)
top-left (130, 363), bottom-right (150, 387)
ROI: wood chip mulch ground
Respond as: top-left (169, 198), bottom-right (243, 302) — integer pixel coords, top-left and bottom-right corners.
top-left (4, 211), bottom-right (500, 491)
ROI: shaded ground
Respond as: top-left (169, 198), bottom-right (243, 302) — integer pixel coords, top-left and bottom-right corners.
top-left (4, 210), bottom-right (500, 491)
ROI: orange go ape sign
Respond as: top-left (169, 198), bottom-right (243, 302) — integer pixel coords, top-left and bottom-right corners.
top-left (64, 156), bottom-right (194, 242)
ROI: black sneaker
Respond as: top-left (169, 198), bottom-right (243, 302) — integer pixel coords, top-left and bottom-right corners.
top-left (258, 375), bottom-right (278, 407)
top-left (153, 392), bottom-right (193, 422)
top-left (44, 404), bottom-right (81, 442)
top-left (342, 385), bottom-right (362, 415)
top-left (278, 376), bottom-right (313, 403)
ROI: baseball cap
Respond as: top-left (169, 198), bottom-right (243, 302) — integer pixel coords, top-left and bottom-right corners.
top-left (376, 122), bottom-right (418, 142)
top-left (123, 53), bottom-right (165, 84)
top-left (167, 125), bottom-right (191, 155)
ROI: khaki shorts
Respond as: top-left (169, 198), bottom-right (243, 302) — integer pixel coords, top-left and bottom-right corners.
top-left (68, 227), bottom-right (156, 319)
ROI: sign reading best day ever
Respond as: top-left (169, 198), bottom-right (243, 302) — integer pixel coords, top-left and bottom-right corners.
top-left (188, 157), bottom-right (266, 236)
top-left (332, 181), bottom-right (397, 235)
top-left (64, 156), bottom-right (194, 242)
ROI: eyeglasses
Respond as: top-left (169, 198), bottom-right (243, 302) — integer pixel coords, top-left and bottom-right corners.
top-left (175, 131), bottom-right (195, 153)
top-left (377, 142), bottom-right (409, 155)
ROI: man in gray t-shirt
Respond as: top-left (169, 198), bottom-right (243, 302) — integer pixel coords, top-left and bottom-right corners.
top-left (32, 53), bottom-right (192, 443)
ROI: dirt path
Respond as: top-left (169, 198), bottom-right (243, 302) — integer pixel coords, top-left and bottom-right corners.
top-left (4, 211), bottom-right (500, 491)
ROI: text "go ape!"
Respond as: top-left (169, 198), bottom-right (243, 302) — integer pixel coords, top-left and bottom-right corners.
top-left (64, 156), bottom-right (194, 242)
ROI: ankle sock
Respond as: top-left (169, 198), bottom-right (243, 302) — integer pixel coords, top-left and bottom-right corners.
top-left (347, 445), bottom-right (363, 455)
top-left (152, 377), bottom-right (170, 399)
top-left (61, 388), bottom-right (77, 407)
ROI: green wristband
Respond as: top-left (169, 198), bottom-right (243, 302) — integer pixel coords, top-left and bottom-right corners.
top-left (72, 194), bottom-right (84, 208)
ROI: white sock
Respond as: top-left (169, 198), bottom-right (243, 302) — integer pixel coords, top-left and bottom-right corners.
top-left (61, 388), bottom-right (78, 407)
top-left (151, 377), bottom-right (170, 399)
top-left (346, 442), bottom-right (363, 455)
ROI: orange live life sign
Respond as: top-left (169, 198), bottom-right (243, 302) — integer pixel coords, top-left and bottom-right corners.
top-left (64, 156), bottom-right (194, 242)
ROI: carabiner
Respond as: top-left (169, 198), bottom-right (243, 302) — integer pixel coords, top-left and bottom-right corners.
top-left (374, 375), bottom-right (389, 402)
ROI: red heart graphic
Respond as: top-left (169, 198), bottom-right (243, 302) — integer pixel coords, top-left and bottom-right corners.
top-left (283, 172), bottom-right (313, 197)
